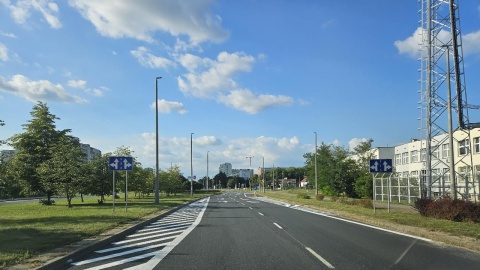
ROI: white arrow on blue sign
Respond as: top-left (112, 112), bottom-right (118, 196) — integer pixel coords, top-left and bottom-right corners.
top-left (369, 159), bottom-right (393, 173)
top-left (109, 156), bottom-right (133, 171)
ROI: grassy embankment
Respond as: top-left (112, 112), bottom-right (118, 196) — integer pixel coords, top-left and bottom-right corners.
top-left (0, 192), bottom-right (213, 268)
top-left (258, 189), bottom-right (480, 251)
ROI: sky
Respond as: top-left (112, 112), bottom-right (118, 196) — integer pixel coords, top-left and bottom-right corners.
top-left (1, 0), bottom-right (480, 179)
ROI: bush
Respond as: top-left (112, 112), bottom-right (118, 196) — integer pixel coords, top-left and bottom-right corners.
top-left (414, 197), bottom-right (480, 223)
top-left (39, 199), bottom-right (55, 205)
top-left (315, 194), bottom-right (325, 201)
top-left (296, 193), bottom-right (310, 199)
top-left (357, 199), bottom-right (373, 208)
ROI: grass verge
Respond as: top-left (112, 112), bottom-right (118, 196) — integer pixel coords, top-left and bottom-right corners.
top-left (0, 193), bottom-right (211, 268)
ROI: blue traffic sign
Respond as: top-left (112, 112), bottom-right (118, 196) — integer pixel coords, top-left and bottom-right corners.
top-left (109, 156), bottom-right (133, 171)
top-left (369, 159), bottom-right (393, 173)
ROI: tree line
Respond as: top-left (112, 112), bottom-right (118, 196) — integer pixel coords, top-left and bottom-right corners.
top-left (0, 102), bottom-right (375, 205)
top-left (0, 102), bottom-right (200, 207)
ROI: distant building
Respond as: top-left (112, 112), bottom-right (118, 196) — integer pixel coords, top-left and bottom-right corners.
top-left (0, 149), bottom-right (18, 163)
top-left (80, 143), bottom-right (101, 160)
top-left (238, 169), bottom-right (253, 179)
top-left (219, 162), bottom-right (232, 176)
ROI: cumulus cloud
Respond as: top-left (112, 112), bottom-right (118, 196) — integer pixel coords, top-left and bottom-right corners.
top-left (0, 43), bottom-right (8, 61)
top-left (0, 31), bottom-right (17, 38)
top-left (0, 74), bottom-right (86, 103)
top-left (151, 99), bottom-right (188, 114)
top-left (67, 79), bottom-right (107, 97)
top-left (68, 0), bottom-right (229, 44)
top-left (348, 138), bottom-right (368, 151)
top-left (218, 89), bottom-right (292, 114)
top-left (394, 27), bottom-right (480, 58)
top-left (131, 46), bottom-right (174, 69)
top-left (1, 0), bottom-right (62, 28)
top-left (178, 51), bottom-right (255, 98)
top-left (177, 51), bottom-right (293, 114)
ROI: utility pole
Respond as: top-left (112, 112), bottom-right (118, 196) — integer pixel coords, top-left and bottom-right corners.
top-left (246, 156), bottom-right (254, 190)
top-left (190, 133), bottom-right (194, 196)
top-left (314, 132), bottom-right (318, 196)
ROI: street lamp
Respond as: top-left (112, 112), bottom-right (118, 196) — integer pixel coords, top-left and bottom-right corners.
top-left (262, 157), bottom-right (265, 193)
top-left (246, 156), bottom-right (254, 190)
top-left (190, 132), bottom-right (194, 196)
top-left (207, 151), bottom-right (209, 191)
top-left (155, 76), bottom-right (162, 205)
top-left (314, 131), bottom-right (318, 196)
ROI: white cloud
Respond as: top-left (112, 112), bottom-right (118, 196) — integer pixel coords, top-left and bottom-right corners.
top-left (68, 0), bottom-right (229, 44)
top-left (0, 74), bottom-right (86, 103)
top-left (462, 31), bottom-right (480, 56)
top-left (348, 138), bottom-right (368, 151)
top-left (67, 79), bottom-right (106, 97)
top-left (178, 51), bottom-right (255, 98)
top-left (131, 47), bottom-right (174, 69)
top-left (0, 43), bottom-right (8, 61)
top-left (1, 0), bottom-right (62, 28)
top-left (218, 89), bottom-right (293, 114)
top-left (395, 27), bottom-right (480, 58)
top-left (150, 99), bottom-right (188, 114)
top-left (0, 31), bottom-right (17, 38)
top-left (194, 136), bottom-right (222, 147)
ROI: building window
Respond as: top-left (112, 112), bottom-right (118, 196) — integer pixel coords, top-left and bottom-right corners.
top-left (402, 152), bottom-right (409, 164)
top-left (420, 148), bottom-right (426, 161)
top-left (395, 154), bottom-right (401, 165)
top-left (432, 147), bottom-right (439, 158)
top-left (442, 143), bottom-right (449, 159)
top-left (411, 150), bottom-right (418, 162)
top-left (474, 137), bottom-right (480, 154)
top-left (459, 139), bottom-right (470, 156)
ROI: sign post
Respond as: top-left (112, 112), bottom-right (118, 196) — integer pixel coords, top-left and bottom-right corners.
top-left (369, 159), bottom-right (393, 213)
top-left (109, 156), bottom-right (133, 212)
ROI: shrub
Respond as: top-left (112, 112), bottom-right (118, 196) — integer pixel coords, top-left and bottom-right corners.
top-left (414, 197), bottom-right (480, 223)
top-left (39, 199), bottom-right (55, 205)
top-left (296, 193), bottom-right (310, 199)
top-left (316, 194), bottom-right (325, 201)
top-left (414, 197), bottom-right (432, 216)
top-left (357, 199), bottom-right (373, 208)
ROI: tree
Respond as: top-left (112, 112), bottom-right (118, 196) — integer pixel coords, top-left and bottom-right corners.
top-left (82, 154), bottom-right (112, 203)
top-left (9, 102), bottom-right (70, 196)
top-left (352, 139), bottom-right (375, 198)
top-left (213, 172), bottom-right (228, 188)
top-left (37, 135), bottom-right (85, 207)
top-left (160, 165), bottom-right (184, 196)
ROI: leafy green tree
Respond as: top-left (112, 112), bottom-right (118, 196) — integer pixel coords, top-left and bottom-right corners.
top-left (213, 172), bottom-right (228, 188)
top-left (352, 139), bottom-right (375, 198)
top-left (160, 165), bottom-right (184, 196)
top-left (9, 102), bottom-right (70, 196)
top-left (82, 154), bottom-right (112, 203)
top-left (37, 135), bottom-right (85, 207)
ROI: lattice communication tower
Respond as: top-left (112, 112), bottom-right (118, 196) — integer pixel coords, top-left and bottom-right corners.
top-left (418, 0), bottom-right (477, 200)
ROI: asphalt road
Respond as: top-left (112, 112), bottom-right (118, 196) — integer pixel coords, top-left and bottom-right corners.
top-left (52, 191), bottom-right (480, 270)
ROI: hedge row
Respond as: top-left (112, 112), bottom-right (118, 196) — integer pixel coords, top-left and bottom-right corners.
top-left (414, 197), bottom-right (480, 222)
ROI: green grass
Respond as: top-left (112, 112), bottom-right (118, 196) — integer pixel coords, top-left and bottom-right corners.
top-left (0, 193), bottom-right (211, 268)
top-left (260, 189), bottom-right (480, 246)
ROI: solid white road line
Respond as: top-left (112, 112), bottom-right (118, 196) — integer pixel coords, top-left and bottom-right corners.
top-left (273, 222), bottom-right (282, 229)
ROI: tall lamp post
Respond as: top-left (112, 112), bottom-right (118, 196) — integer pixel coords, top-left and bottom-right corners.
top-left (314, 131), bottom-right (318, 196)
top-left (246, 156), bottom-right (254, 190)
top-left (262, 157), bottom-right (265, 193)
top-left (190, 132), bottom-right (194, 196)
top-left (207, 151), bottom-right (209, 191)
top-left (155, 76), bottom-right (162, 205)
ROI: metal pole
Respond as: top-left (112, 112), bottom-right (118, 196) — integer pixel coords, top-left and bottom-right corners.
top-left (125, 171), bottom-right (128, 212)
top-left (113, 171), bottom-right (115, 213)
top-left (155, 76), bottom-right (162, 205)
top-left (263, 157), bottom-right (265, 193)
top-left (191, 133), bottom-right (194, 196)
top-left (206, 151), bottom-right (208, 191)
top-left (314, 132), bottom-right (318, 196)
top-left (246, 156), bottom-right (254, 190)
top-left (445, 46), bottom-right (457, 199)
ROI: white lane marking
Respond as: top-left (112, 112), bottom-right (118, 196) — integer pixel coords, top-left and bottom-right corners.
top-left (137, 197), bottom-right (210, 270)
top-left (394, 239), bottom-right (417, 265)
top-left (254, 197), bottom-right (431, 242)
top-left (112, 230), bottom-right (182, 245)
top-left (258, 212), bottom-right (264, 216)
top-left (273, 223), bottom-right (283, 229)
top-left (96, 235), bottom-right (177, 254)
top-left (242, 203), bottom-right (245, 205)
top-left (306, 247), bottom-right (335, 269)
top-left (249, 207), bottom-right (253, 209)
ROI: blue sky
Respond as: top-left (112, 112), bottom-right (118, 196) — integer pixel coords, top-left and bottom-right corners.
top-left (1, 0), bottom-right (480, 179)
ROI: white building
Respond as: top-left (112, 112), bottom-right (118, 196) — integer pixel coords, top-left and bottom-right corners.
top-left (80, 143), bottom-right (102, 160)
